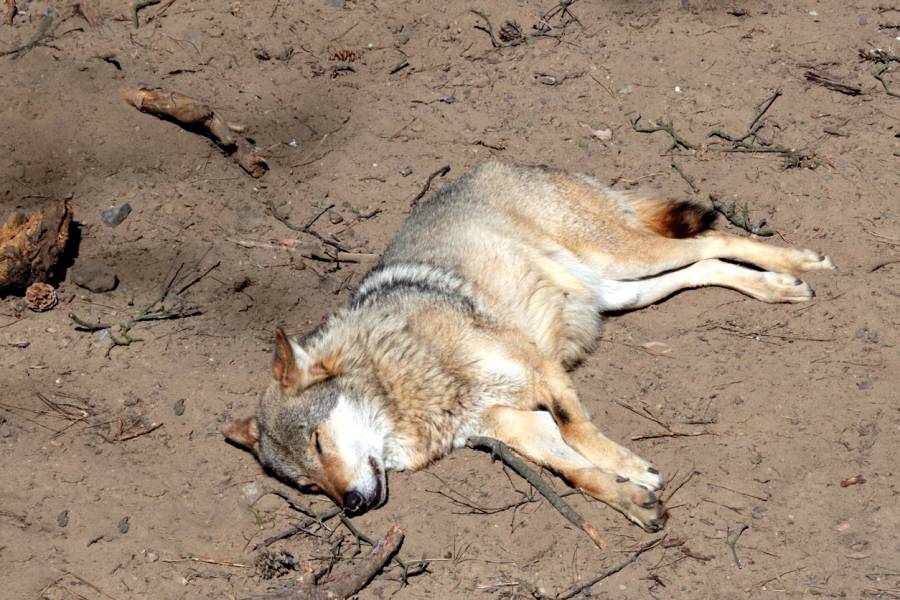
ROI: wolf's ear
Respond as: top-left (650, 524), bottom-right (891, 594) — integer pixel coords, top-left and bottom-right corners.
top-left (273, 328), bottom-right (338, 391)
top-left (223, 416), bottom-right (258, 450)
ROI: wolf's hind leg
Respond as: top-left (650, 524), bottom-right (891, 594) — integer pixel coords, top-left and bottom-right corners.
top-left (598, 259), bottom-right (815, 309)
top-left (480, 407), bottom-right (665, 532)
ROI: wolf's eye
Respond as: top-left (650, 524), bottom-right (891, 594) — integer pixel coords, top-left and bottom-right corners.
top-left (314, 431), bottom-right (323, 454)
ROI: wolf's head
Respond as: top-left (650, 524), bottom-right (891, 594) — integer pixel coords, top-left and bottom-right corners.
top-left (224, 329), bottom-right (388, 515)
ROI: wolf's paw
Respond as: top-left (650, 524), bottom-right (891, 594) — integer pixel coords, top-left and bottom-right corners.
top-left (614, 459), bottom-right (665, 492)
top-left (755, 272), bottom-right (815, 303)
top-left (623, 484), bottom-right (667, 532)
top-left (786, 249), bottom-right (835, 274)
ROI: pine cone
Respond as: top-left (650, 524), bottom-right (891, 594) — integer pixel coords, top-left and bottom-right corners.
top-left (25, 282), bottom-right (58, 312)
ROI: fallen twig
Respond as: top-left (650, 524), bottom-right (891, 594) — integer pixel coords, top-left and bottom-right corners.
top-left (266, 201), bottom-right (350, 255)
top-left (804, 70), bottom-right (862, 96)
top-left (1, 8), bottom-right (56, 58)
top-left (132, 0), bottom-right (160, 28)
top-left (162, 555), bottom-right (250, 568)
top-left (708, 89), bottom-right (781, 144)
top-left (726, 524), bottom-right (749, 569)
top-left (115, 420), bottom-right (163, 441)
top-left (709, 194), bottom-right (774, 236)
top-left (410, 165), bottom-right (451, 207)
top-left (120, 87), bottom-right (268, 177)
top-left (467, 436), bottom-right (607, 550)
top-left (256, 526), bottom-right (405, 599)
top-left (549, 537), bottom-right (662, 600)
top-left (69, 262), bottom-right (206, 356)
top-left (631, 430), bottom-right (716, 441)
top-left (74, 1), bottom-right (103, 27)
top-left (671, 162), bottom-right (699, 193)
top-left (231, 238), bottom-right (376, 263)
top-left (873, 65), bottom-right (900, 98)
top-left (630, 115), bottom-right (698, 151)
top-left (859, 48), bottom-right (900, 63)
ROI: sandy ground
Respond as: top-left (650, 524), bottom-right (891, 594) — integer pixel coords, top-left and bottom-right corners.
top-left (2, 1), bottom-right (899, 598)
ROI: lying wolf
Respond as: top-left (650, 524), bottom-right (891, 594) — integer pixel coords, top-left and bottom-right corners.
top-left (224, 162), bottom-right (833, 531)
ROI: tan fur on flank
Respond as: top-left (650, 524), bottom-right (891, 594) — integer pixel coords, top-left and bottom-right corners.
top-left (224, 162), bottom-right (834, 530)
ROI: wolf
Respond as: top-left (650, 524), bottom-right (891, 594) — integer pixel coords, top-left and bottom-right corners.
top-left (224, 162), bottom-right (833, 531)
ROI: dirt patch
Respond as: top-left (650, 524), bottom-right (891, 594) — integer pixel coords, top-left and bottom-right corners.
top-left (2, 1), bottom-right (898, 598)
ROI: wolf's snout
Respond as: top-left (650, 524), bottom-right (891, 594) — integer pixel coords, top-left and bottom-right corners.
top-left (343, 490), bottom-right (365, 515)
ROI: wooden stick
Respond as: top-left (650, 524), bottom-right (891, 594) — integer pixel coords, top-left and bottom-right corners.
top-left (553, 537), bottom-right (662, 600)
top-left (256, 526), bottom-right (405, 599)
top-left (467, 436), bottom-right (607, 550)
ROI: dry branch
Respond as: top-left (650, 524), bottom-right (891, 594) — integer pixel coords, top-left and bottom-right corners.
top-left (120, 87), bottom-right (268, 177)
top-left (467, 436), bottom-right (607, 550)
top-left (0, 200), bottom-right (71, 296)
top-left (410, 165), bottom-right (451, 207)
top-left (255, 526), bottom-right (404, 600)
top-left (549, 537), bottom-right (662, 600)
top-left (804, 70), bottom-right (862, 96)
top-left (69, 262), bottom-right (209, 356)
top-left (709, 194), bottom-right (773, 236)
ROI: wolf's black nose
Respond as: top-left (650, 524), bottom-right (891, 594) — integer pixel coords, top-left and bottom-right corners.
top-left (343, 490), bottom-right (365, 514)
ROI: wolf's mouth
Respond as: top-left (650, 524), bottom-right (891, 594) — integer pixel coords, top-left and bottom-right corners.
top-left (369, 455), bottom-right (388, 509)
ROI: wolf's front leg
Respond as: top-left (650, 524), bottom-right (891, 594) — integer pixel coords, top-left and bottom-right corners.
top-left (535, 365), bottom-right (665, 493)
top-left (479, 406), bottom-right (665, 532)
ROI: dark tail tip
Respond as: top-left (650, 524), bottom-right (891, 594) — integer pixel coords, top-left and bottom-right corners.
top-left (646, 201), bottom-right (717, 238)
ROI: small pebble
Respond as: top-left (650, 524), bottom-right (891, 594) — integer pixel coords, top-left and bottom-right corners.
top-left (145, 550), bottom-right (159, 562)
top-left (57, 510), bottom-right (69, 528)
top-left (101, 203), bottom-right (132, 227)
top-left (591, 128), bottom-right (613, 141)
top-left (174, 399), bottom-right (186, 416)
top-left (400, 166), bottom-right (413, 177)
top-left (8, 340), bottom-right (30, 349)
top-left (118, 516), bottom-right (130, 534)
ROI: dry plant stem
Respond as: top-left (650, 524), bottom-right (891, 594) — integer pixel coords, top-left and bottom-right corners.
top-left (69, 263), bottom-right (206, 356)
top-left (671, 162), bottom-right (699, 193)
top-left (1, 10), bottom-right (54, 58)
top-left (467, 436), bottom-right (607, 550)
top-left (709, 194), bottom-right (774, 236)
top-left (132, 0), bottom-right (160, 27)
top-left (230, 238), bottom-right (376, 263)
top-left (74, 1), bottom-right (103, 27)
top-left (708, 89), bottom-right (781, 143)
top-left (410, 165), bottom-right (451, 207)
top-left (120, 87), bottom-right (268, 177)
top-left (630, 115), bottom-right (698, 151)
top-left (874, 65), bottom-right (900, 98)
top-left (252, 520), bottom-right (320, 551)
top-left (631, 430), bottom-right (715, 441)
top-left (551, 537), bottom-right (662, 600)
top-left (727, 524), bottom-right (749, 569)
top-left (256, 526), bottom-right (405, 600)
top-left (4, 0), bottom-right (16, 26)
top-left (266, 201), bottom-right (349, 254)
top-left (804, 71), bottom-right (862, 96)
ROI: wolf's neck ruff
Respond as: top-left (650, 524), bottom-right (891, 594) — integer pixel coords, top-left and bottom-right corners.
top-left (351, 261), bottom-right (478, 314)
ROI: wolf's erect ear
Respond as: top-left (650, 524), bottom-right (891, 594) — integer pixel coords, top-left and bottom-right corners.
top-left (273, 328), bottom-right (338, 391)
top-left (223, 416), bottom-right (258, 450)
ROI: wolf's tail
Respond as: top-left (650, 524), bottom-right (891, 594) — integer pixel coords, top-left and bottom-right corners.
top-left (637, 199), bottom-right (717, 239)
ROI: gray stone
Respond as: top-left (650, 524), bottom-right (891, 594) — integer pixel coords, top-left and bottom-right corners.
top-left (101, 203), bottom-right (132, 227)
top-left (72, 261), bottom-right (118, 293)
